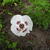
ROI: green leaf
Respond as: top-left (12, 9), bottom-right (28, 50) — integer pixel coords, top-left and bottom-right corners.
top-left (2, 0), bottom-right (19, 6)
top-left (0, 24), bottom-right (2, 29)
top-left (8, 42), bottom-right (17, 48)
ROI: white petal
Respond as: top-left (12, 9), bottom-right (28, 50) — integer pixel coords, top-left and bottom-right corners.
top-left (11, 15), bottom-right (22, 25)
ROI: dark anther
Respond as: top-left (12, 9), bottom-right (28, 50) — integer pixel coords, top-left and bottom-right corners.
top-left (19, 24), bottom-right (24, 29)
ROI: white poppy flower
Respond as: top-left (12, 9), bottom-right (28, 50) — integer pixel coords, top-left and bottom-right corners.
top-left (10, 15), bottom-right (33, 36)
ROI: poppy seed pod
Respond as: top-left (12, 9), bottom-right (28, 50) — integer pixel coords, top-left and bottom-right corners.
top-left (10, 15), bottom-right (33, 36)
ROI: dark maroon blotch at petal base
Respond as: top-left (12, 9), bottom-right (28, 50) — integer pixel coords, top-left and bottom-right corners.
top-left (17, 21), bottom-right (20, 24)
top-left (23, 29), bottom-right (27, 32)
top-left (25, 21), bottom-right (28, 25)
top-left (16, 28), bottom-right (21, 31)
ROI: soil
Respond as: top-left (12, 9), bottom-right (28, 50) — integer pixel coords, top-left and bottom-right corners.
top-left (0, 4), bottom-right (50, 50)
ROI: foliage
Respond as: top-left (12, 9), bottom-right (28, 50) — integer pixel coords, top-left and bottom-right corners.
top-left (0, 32), bottom-right (19, 49)
top-left (21, 0), bottom-right (50, 29)
top-left (1, 0), bottom-right (20, 6)
top-left (0, 15), bottom-right (3, 31)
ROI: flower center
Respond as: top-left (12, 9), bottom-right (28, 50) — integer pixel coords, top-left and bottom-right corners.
top-left (19, 24), bottom-right (24, 29)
